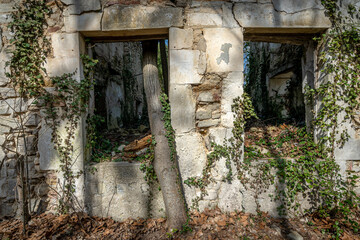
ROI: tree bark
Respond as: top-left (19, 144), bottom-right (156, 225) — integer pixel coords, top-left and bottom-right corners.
top-left (142, 40), bottom-right (187, 230)
top-left (159, 40), bottom-right (169, 96)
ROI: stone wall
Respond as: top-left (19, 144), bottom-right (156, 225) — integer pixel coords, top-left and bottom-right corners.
top-left (3, 0), bottom-right (358, 221)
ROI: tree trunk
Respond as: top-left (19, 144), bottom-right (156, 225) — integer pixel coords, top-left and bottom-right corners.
top-left (159, 40), bottom-right (169, 96)
top-left (142, 40), bottom-right (187, 230)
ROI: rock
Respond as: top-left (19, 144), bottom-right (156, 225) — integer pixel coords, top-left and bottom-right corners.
top-left (196, 109), bottom-right (211, 120)
top-left (198, 92), bottom-right (214, 102)
top-left (64, 0), bottom-right (101, 15)
top-left (118, 145), bottom-right (126, 152)
top-left (64, 12), bottom-right (102, 32)
top-left (170, 84), bottom-right (196, 133)
top-left (35, 183), bottom-right (49, 197)
top-left (169, 28), bottom-right (193, 50)
top-left (287, 230), bottom-right (304, 240)
top-left (197, 119), bottom-right (220, 128)
top-left (187, 12), bottom-right (222, 27)
top-left (102, 6), bottom-right (183, 30)
top-left (233, 3), bottom-right (331, 29)
top-left (169, 49), bottom-right (203, 85)
top-left (203, 28), bottom-right (243, 73)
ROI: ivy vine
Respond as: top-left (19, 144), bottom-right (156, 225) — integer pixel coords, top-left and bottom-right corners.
top-left (7, 0), bottom-right (98, 214)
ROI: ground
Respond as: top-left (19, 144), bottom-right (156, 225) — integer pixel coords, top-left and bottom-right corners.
top-left (0, 208), bottom-right (359, 239)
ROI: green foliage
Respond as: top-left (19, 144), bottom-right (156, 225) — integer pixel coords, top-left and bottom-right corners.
top-left (6, 0), bottom-right (50, 97)
top-left (7, 0), bottom-right (101, 214)
top-left (41, 55), bottom-right (98, 213)
top-left (185, 93), bottom-right (258, 208)
top-left (139, 137), bottom-right (158, 184)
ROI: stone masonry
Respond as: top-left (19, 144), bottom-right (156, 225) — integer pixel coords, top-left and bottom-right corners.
top-left (0, 0), bottom-right (359, 220)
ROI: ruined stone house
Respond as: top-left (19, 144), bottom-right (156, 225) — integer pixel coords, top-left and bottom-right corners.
top-left (0, 0), bottom-right (359, 220)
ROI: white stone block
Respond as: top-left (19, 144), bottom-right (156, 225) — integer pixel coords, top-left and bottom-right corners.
top-left (46, 33), bottom-right (81, 78)
top-left (221, 71), bottom-right (243, 113)
top-left (64, 12), bottom-right (101, 32)
top-left (203, 28), bottom-right (243, 73)
top-left (169, 85), bottom-right (196, 133)
top-left (176, 132), bottom-right (207, 178)
top-left (169, 28), bottom-right (193, 50)
top-left (38, 122), bottom-right (59, 171)
top-left (218, 179), bottom-right (244, 212)
top-left (102, 6), bottom-right (183, 30)
top-left (65, 0), bottom-right (101, 15)
top-left (272, 0), bottom-right (324, 13)
top-left (197, 119), bottom-right (220, 128)
top-left (222, 3), bottom-right (240, 28)
top-left (221, 111), bottom-right (234, 128)
top-left (198, 92), bottom-right (214, 102)
top-left (45, 57), bottom-right (80, 77)
top-left (51, 33), bottom-right (80, 58)
top-left (233, 3), bottom-right (331, 28)
top-left (170, 49), bottom-right (203, 85)
top-left (187, 12), bottom-right (222, 27)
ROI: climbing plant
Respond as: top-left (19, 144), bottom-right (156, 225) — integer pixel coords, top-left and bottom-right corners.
top-left (41, 54), bottom-right (98, 213)
top-left (7, 0), bottom-right (98, 215)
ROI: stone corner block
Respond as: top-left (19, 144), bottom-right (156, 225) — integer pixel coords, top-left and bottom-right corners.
top-left (64, 12), bottom-right (102, 32)
top-left (170, 49), bottom-right (203, 85)
top-left (102, 6), bottom-right (183, 31)
top-left (187, 12), bottom-right (222, 28)
top-left (169, 85), bottom-right (196, 133)
top-left (203, 28), bottom-right (243, 73)
top-left (169, 28), bottom-right (193, 50)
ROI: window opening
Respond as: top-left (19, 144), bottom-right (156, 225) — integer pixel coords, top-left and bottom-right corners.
top-left (88, 40), bottom-right (168, 163)
top-left (243, 41), bottom-right (307, 160)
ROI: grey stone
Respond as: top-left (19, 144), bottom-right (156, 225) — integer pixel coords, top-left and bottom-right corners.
top-left (38, 121), bottom-right (59, 171)
top-left (0, 179), bottom-right (6, 198)
top-left (65, 0), bottom-right (101, 15)
top-left (64, 12), bottom-right (102, 32)
top-left (197, 119), bottom-right (220, 128)
top-left (272, 0), bottom-right (323, 13)
top-left (169, 50), bottom-right (203, 85)
top-left (0, 1), bottom-right (19, 13)
top-left (335, 139), bottom-right (360, 161)
top-left (175, 133), bottom-right (207, 203)
top-left (0, 203), bottom-right (15, 217)
top-left (0, 28), bottom-right (2, 52)
top-left (218, 180), bottom-right (244, 212)
top-left (198, 92), bottom-right (214, 102)
top-left (233, 3), bottom-right (331, 29)
top-left (24, 113), bottom-right (39, 127)
top-left (203, 28), bottom-right (243, 73)
top-left (212, 110), bottom-right (221, 119)
top-left (0, 99), bottom-right (12, 115)
top-left (196, 109), bottom-right (211, 120)
top-left (169, 28), bottom-right (193, 50)
top-left (35, 183), bottom-right (49, 197)
top-left (0, 116), bottom-right (18, 129)
top-left (102, 6), bottom-right (183, 30)
top-left (222, 3), bottom-right (239, 28)
top-left (287, 230), bottom-right (304, 240)
top-left (187, 12), bottom-right (222, 27)
top-left (0, 88), bottom-right (16, 98)
top-left (85, 162), bottom-right (165, 221)
top-left (170, 85), bottom-right (196, 133)
top-left (0, 13), bottom-right (11, 24)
